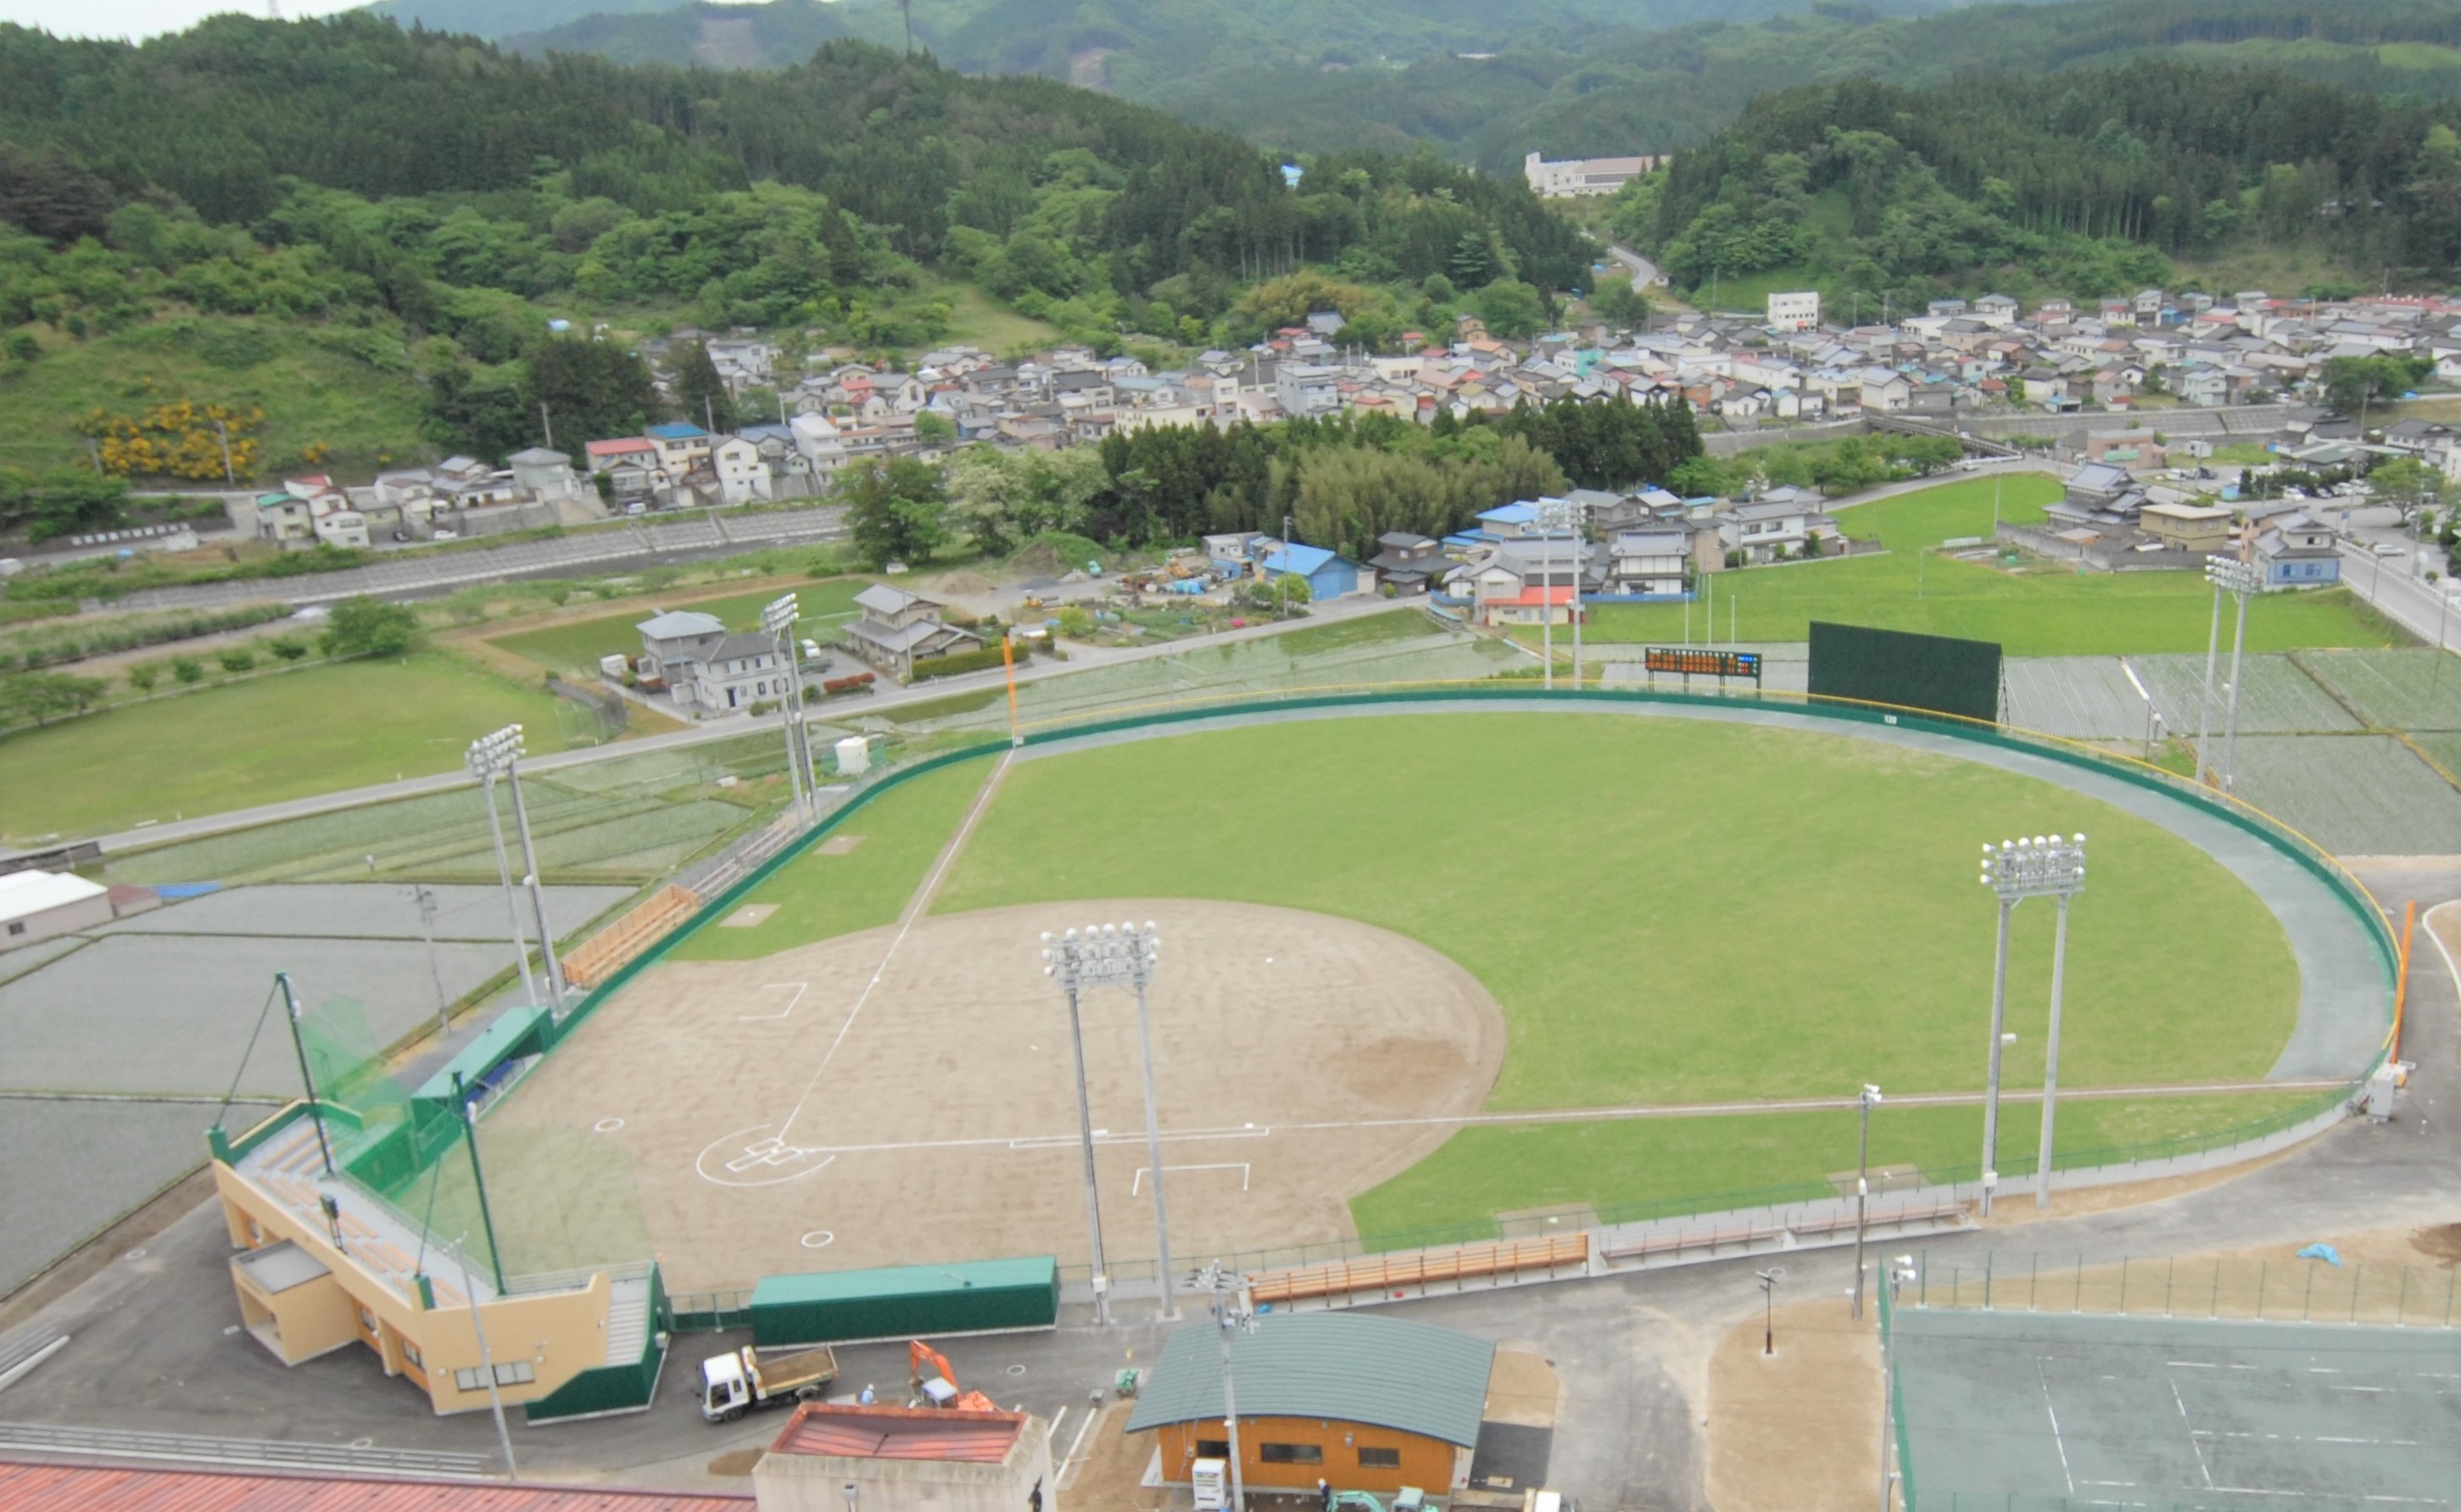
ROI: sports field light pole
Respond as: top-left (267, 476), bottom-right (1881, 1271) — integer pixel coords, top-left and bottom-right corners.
top-left (762, 593), bottom-right (814, 822)
top-left (1978, 834), bottom-right (2087, 1215)
top-left (2203, 555), bottom-right (2263, 794)
top-left (1041, 922), bottom-right (1177, 1321)
top-left (469, 725), bottom-right (562, 1007)
top-left (2026, 835), bottom-right (2086, 1210)
top-left (464, 734), bottom-right (538, 1009)
top-left (1537, 497), bottom-right (1584, 690)
top-left (1039, 924), bottom-right (1152, 1327)
top-left (1851, 1084), bottom-right (1882, 1320)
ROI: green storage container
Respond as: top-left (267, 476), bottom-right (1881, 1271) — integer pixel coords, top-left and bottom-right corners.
top-left (749, 1256), bottom-right (1059, 1346)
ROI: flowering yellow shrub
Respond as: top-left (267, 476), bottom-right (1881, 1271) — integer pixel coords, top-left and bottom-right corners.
top-left (81, 401), bottom-right (265, 481)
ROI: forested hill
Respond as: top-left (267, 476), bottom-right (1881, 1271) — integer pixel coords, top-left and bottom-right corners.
top-left (0, 14), bottom-right (1598, 480)
top-left (1635, 59), bottom-right (2461, 304)
top-left (489, 0), bottom-right (2461, 172)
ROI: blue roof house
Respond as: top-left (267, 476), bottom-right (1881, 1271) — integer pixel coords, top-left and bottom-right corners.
top-left (1260, 543), bottom-right (1361, 601)
top-left (1475, 501), bottom-right (1541, 539)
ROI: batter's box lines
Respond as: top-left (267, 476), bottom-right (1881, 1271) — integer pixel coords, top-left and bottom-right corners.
top-left (695, 1124), bottom-right (840, 1187)
top-left (737, 981), bottom-right (810, 1022)
top-left (1133, 1162), bottom-right (1249, 1197)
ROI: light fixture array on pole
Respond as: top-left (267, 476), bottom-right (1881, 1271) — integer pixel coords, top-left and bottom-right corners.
top-left (1194, 1260), bottom-right (1257, 1512)
top-left (762, 594), bottom-right (815, 822)
top-left (466, 725), bottom-right (563, 1009)
top-left (1534, 497), bottom-right (1586, 691)
top-left (1040, 922), bottom-right (1173, 1325)
top-left (2200, 555), bottom-right (2263, 795)
top-left (1978, 833), bottom-right (2088, 1214)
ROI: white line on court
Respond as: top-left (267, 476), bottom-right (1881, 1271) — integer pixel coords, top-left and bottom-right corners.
top-left (737, 981), bottom-right (810, 1021)
top-left (2038, 1359), bottom-right (2077, 1495)
top-left (1132, 1163), bottom-right (1249, 1197)
top-left (2170, 1376), bottom-right (2215, 1488)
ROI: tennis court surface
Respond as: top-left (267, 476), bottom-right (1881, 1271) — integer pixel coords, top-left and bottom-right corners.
top-left (1890, 1308), bottom-right (2461, 1509)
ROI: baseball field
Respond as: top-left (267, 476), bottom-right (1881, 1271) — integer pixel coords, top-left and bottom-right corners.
top-left (441, 706), bottom-right (2367, 1289)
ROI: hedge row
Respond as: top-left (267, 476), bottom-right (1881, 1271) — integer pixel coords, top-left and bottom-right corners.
top-left (908, 643), bottom-right (1013, 680)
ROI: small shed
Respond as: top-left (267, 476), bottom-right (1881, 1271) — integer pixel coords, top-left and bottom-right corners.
top-left (1124, 1310), bottom-right (1495, 1495)
top-left (1259, 543), bottom-right (1361, 602)
top-left (751, 1257), bottom-right (1059, 1346)
top-left (0, 869), bottom-right (112, 951)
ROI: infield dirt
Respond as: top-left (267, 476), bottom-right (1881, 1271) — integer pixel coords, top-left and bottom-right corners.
top-left (477, 898), bottom-right (1507, 1290)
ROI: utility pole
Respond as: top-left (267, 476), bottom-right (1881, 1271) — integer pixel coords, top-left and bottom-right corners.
top-left (1197, 1263), bottom-right (1256, 1512)
top-left (415, 884), bottom-right (450, 1040)
top-left (1755, 1267), bottom-right (1783, 1355)
top-left (214, 418), bottom-right (236, 486)
top-left (539, 402), bottom-right (554, 451)
top-left (450, 1229), bottom-right (518, 1478)
top-left (452, 1070), bottom-right (510, 1296)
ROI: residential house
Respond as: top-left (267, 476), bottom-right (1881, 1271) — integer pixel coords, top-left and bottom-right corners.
top-left (842, 585), bottom-right (985, 678)
top-left (684, 633), bottom-right (797, 715)
top-left (1203, 532), bottom-right (1267, 572)
top-left (254, 491), bottom-right (313, 544)
top-left (507, 447), bottom-right (582, 504)
top-left (2140, 502), bottom-right (2234, 555)
top-left (1719, 499), bottom-right (1814, 563)
top-left (1275, 363), bottom-right (1340, 417)
top-left (1365, 533), bottom-right (1443, 595)
top-left (2252, 511), bottom-right (2341, 588)
top-left (1604, 527), bottom-right (1692, 596)
top-left (633, 610), bottom-right (727, 692)
top-left (1444, 539), bottom-right (1591, 627)
top-left (789, 414), bottom-right (851, 484)
top-left (711, 436), bottom-right (768, 505)
top-left (648, 421), bottom-right (713, 473)
top-left (585, 438), bottom-right (661, 500)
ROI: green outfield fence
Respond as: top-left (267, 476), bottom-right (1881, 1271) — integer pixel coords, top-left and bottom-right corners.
top-left (217, 681), bottom-right (2398, 1302)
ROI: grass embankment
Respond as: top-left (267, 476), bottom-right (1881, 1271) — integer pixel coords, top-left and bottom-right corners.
top-left (1572, 476), bottom-right (2403, 655)
top-left (0, 654), bottom-right (574, 841)
top-left (0, 314), bottom-right (427, 478)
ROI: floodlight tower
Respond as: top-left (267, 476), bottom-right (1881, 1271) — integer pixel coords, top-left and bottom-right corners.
top-left (465, 727), bottom-right (540, 1008)
top-left (1535, 497), bottom-right (1586, 690)
top-left (2197, 555), bottom-right (2264, 793)
top-left (1978, 833), bottom-right (2088, 1214)
top-left (1850, 1083), bottom-right (1882, 1320)
top-left (762, 593), bottom-right (814, 821)
top-left (1040, 922), bottom-right (1175, 1322)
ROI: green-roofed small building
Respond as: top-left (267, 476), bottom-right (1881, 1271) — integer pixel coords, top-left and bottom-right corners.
top-left (1124, 1311), bottom-right (1496, 1496)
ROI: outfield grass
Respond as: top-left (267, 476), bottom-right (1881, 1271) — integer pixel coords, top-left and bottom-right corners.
top-left (488, 577), bottom-right (874, 677)
top-left (667, 760), bottom-right (991, 961)
top-left (934, 716), bottom-right (2298, 1107)
top-left (1574, 477), bottom-right (2402, 656)
top-left (1348, 1091), bottom-right (2325, 1241)
top-left (0, 654), bottom-right (575, 841)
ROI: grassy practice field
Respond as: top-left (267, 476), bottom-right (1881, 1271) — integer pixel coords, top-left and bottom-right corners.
top-left (0, 654), bottom-right (576, 841)
top-left (488, 577), bottom-right (875, 678)
top-left (672, 713), bottom-right (2310, 1237)
top-left (1574, 477), bottom-right (2402, 656)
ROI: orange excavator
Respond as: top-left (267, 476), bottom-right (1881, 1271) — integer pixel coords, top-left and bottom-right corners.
top-left (908, 1341), bottom-right (998, 1412)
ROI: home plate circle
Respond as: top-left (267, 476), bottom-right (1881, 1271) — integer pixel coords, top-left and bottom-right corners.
top-left (695, 1124), bottom-right (838, 1187)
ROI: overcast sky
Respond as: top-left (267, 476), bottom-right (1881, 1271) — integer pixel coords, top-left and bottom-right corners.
top-left (0, 0), bottom-right (366, 42)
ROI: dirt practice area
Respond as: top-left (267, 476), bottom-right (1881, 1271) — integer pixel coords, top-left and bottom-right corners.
top-left (481, 899), bottom-right (1508, 1291)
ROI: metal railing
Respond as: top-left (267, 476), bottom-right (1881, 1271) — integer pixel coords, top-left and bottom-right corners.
top-left (0, 1420), bottom-right (490, 1478)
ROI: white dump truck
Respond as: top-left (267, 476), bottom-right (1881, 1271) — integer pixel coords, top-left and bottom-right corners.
top-left (700, 1342), bottom-right (839, 1422)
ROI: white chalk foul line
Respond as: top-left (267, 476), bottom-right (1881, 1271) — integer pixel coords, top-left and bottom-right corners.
top-left (698, 748), bottom-right (1015, 1186)
top-left (737, 981), bottom-right (810, 1022)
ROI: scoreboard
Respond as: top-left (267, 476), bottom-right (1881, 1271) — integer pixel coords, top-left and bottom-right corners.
top-left (1643, 646), bottom-right (1762, 681)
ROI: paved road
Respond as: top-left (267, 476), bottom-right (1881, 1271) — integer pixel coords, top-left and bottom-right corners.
top-left (1605, 243), bottom-right (1661, 292)
top-left (11, 593), bottom-right (1409, 862)
top-left (2340, 538), bottom-right (2461, 652)
top-left (82, 506), bottom-right (849, 616)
